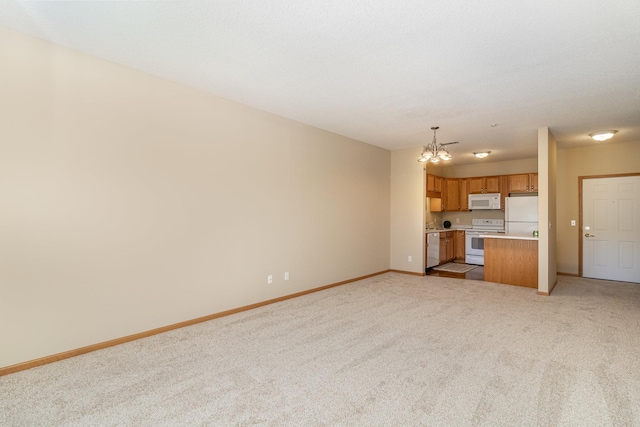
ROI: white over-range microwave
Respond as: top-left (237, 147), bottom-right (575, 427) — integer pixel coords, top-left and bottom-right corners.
top-left (468, 193), bottom-right (501, 210)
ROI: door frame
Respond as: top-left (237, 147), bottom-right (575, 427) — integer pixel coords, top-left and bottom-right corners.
top-left (578, 172), bottom-right (640, 277)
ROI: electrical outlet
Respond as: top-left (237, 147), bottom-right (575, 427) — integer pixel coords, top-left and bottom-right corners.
top-left (571, 220), bottom-right (576, 226)
top-left (456, 218), bottom-right (460, 223)
top-left (267, 275), bottom-right (273, 284)
top-left (408, 256), bottom-right (412, 262)
top-left (284, 272), bottom-right (289, 280)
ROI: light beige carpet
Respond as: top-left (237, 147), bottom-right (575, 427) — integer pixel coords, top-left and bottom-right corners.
top-left (2, 273), bottom-right (640, 426)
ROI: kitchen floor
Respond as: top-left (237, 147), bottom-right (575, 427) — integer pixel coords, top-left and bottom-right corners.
top-left (426, 265), bottom-right (484, 281)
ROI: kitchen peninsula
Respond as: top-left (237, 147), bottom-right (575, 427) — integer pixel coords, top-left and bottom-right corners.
top-left (483, 234), bottom-right (538, 288)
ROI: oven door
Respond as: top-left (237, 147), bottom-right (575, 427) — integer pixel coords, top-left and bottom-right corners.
top-left (465, 232), bottom-right (485, 265)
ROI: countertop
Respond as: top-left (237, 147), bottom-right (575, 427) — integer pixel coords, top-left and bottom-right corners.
top-left (425, 227), bottom-right (468, 233)
top-left (480, 233), bottom-right (538, 241)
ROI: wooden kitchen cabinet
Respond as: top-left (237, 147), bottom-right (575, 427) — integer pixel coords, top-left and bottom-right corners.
top-left (454, 230), bottom-right (466, 262)
top-left (444, 178), bottom-right (470, 212)
top-left (508, 173), bottom-right (538, 193)
top-left (429, 197), bottom-right (444, 212)
top-left (426, 173), bottom-right (443, 198)
top-left (432, 172), bottom-right (537, 210)
top-left (530, 174), bottom-right (538, 192)
top-left (459, 179), bottom-right (469, 211)
top-left (500, 175), bottom-right (509, 211)
top-left (468, 177), bottom-right (485, 194)
top-left (439, 234), bottom-right (446, 264)
top-left (427, 174), bottom-right (435, 192)
top-left (446, 231), bottom-right (454, 261)
top-left (443, 178), bottom-right (460, 211)
top-left (486, 176), bottom-right (501, 193)
top-left (468, 176), bottom-right (501, 194)
top-left (439, 231), bottom-right (455, 264)
top-left (484, 238), bottom-right (538, 288)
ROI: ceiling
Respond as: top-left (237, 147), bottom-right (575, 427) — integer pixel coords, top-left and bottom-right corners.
top-left (1, 1), bottom-right (639, 165)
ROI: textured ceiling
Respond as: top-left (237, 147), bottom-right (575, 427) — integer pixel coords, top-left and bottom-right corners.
top-left (1, 0), bottom-right (639, 165)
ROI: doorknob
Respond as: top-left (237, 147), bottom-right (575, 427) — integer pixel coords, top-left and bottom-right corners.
top-left (584, 233), bottom-right (595, 237)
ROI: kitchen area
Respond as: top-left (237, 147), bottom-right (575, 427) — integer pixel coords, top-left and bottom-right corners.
top-left (425, 172), bottom-right (540, 288)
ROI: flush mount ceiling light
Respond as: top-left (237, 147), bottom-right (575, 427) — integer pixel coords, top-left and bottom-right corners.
top-left (474, 151), bottom-right (491, 159)
top-left (589, 130), bottom-right (617, 141)
top-left (417, 126), bottom-right (459, 163)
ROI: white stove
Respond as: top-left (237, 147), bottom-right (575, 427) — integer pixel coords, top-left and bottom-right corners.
top-left (465, 219), bottom-right (504, 265)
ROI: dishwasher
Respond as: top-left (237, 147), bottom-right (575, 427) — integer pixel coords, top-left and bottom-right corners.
top-left (427, 232), bottom-right (440, 268)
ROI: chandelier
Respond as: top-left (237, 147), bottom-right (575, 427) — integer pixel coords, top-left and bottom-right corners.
top-left (417, 126), bottom-right (459, 163)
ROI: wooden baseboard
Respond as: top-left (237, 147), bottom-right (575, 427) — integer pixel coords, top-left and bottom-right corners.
top-left (557, 272), bottom-right (580, 277)
top-left (537, 291), bottom-right (550, 296)
top-left (388, 269), bottom-right (425, 276)
top-left (0, 270), bottom-right (390, 377)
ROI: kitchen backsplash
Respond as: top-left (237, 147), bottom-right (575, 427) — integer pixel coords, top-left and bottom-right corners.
top-left (426, 197), bottom-right (505, 228)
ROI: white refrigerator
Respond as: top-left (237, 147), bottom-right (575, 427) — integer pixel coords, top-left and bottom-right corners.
top-left (505, 196), bottom-right (538, 235)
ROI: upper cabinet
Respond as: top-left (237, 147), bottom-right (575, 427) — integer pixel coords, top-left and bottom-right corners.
top-left (435, 176), bottom-right (443, 193)
top-left (530, 174), bottom-right (538, 192)
top-left (486, 176), bottom-right (501, 193)
top-left (468, 176), bottom-right (501, 194)
top-left (508, 173), bottom-right (538, 193)
top-left (427, 172), bottom-right (538, 212)
top-left (459, 179), bottom-right (469, 211)
top-left (443, 178), bottom-right (470, 212)
top-left (443, 178), bottom-right (460, 211)
top-left (426, 173), bottom-right (443, 198)
top-left (500, 175), bottom-right (509, 211)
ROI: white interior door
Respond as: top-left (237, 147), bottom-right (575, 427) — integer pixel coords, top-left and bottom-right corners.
top-left (583, 176), bottom-right (640, 282)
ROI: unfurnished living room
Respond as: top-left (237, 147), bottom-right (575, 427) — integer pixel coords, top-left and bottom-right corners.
top-left (1, 1), bottom-right (639, 426)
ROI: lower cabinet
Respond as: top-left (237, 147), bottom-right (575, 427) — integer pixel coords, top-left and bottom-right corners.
top-left (454, 230), bottom-right (465, 262)
top-left (439, 231), bottom-right (455, 264)
top-left (484, 238), bottom-right (538, 288)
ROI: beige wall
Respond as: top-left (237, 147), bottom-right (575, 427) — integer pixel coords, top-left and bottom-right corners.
top-left (390, 148), bottom-right (426, 273)
top-left (0, 27), bottom-right (391, 368)
top-left (441, 210), bottom-right (505, 228)
top-left (556, 139), bottom-right (640, 274)
top-left (537, 127), bottom-right (557, 294)
top-left (439, 158), bottom-right (538, 178)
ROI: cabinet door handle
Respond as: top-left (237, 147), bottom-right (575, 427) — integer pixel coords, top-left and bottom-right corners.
top-left (585, 233), bottom-right (595, 237)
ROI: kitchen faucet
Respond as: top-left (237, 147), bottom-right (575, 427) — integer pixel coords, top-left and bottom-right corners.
top-left (426, 221), bottom-right (435, 230)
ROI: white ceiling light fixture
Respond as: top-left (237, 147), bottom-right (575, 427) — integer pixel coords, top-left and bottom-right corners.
top-left (474, 151), bottom-right (491, 158)
top-left (417, 126), bottom-right (459, 163)
top-left (589, 130), bottom-right (617, 141)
